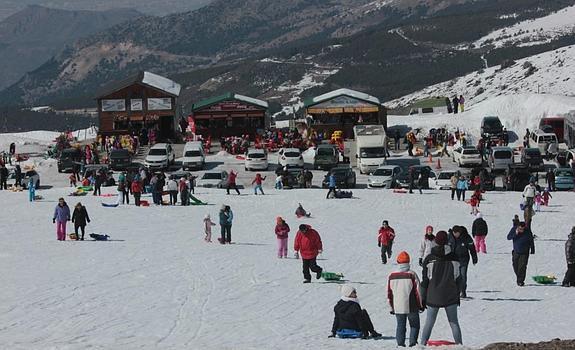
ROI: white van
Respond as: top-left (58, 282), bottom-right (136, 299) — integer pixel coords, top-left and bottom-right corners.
top-left (488, 146), bottom-right (514, 171)
top-left (181, 142), bottom-right (205, 170)
top-left (530, 129), bottom-right (558, 154)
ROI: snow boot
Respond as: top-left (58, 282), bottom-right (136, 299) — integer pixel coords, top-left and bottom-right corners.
top-left (303, 280), bottom-right (311, 284)
top-left (316, 268), bottom-right (323, 280)
top-left (370, 331), bottom-right (382, 338)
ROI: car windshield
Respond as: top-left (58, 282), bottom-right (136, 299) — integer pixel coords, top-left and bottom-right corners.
top-left (556, 170), bottom-right (573, 177)
top-left (373, 169), bottom-right (393, 176)
top-left (484, 118), bottom-right (501, 128)
top-left (185, 150), bottom-right (201, 157)
top-left (494, 151), bottom-right (512, 159)
top-left (284, 151), bottom-right (300, 158)
top-left (111, 150), bottom-right (129, 157)
top-left (463, 149), bottom-right (479, 155)
top-left (149, 149), bottom-right (167, 156)
top-left (248, 152), bottom-right (265, 159)
top-left (525, 149), bottom-right (540, 156)
top-left (202, 173), bottom-right (222, 180)
top-left (317, 148), bottom-right (335, 156)
top-left (539, 135), bottom-right (557, 142)
top-left (332, 169), bottom-right (349, 176)
top-left (360, 147), bottom-right (385, 158)
top-left (438, 172), bottom-right (454, 179)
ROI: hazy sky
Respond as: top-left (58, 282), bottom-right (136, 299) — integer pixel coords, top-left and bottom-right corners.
top-left (0, 0), bottom-right (212, 20)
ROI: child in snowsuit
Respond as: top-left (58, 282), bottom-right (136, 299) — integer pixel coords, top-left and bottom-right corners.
top-left (69, 174), bottom-right (77, 187)
top-left (295, 203), bottom-right (311, 218)
top-left (418, 225), bottom-right (436, 266)
top-left (275, 174), bottom-right (283, 189)
top-left (203, 214), bottom-right (216, 242)
top-left (542, 189), bottom-right (552, 206)
top-left (534, 192), bottom-right (543, 212)
top-left (72, 202), bottom-right (90, 240)
top-left (294, 224), bottom-right (323, 283)
top-left (275, 217), bottom-right (290, 258)
top-left (471, 213), bottom-right (488, 253)
top-left (252, 173), bottom-right (266, 195)
top-left (53, 198), bottom-right (71, 241)
top-left (28, 177), bottom-right (35, 202)
top-left (469, 195), bottom-right (479, 216)
top-left (330, 285), bottom-right (382, 339)
top-left (388, 252), bottom-right (423, 347)
top-left (378, 220), bottom-right (396, 264)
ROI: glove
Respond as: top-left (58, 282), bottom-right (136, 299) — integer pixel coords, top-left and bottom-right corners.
top-left (419, 258), bottom-right (423, 267)
top-left (52, 218), bottom-right (56, 223)
top-left (472, 258), bottom-right (478, 265)
top-left (294, 252), bottom-right (299, 259)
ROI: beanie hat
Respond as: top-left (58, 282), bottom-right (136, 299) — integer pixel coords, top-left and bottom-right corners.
top-left (435, 231), bottom-right (448, 246)
top-left (382, 220), bottom-right (389, 226)
top-left (340, 285), bottom-right (356, 298)
top-left (476, 212), bottom-right (482, 219)
top-left (276, 216), bottom-right (284, 225)
top-left (299, 224), bottom-right (308, 232)
top-left (425, 225), bottom-right (433, 234)
top-left (397, 251), bottom-right (410, 264)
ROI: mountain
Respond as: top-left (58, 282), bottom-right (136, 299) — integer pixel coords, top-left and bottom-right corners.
top-left (2, 0), bottom-right (575, 111)
top-left (0, 0), bottom-right (211, 22)
top-left (0, 5), bottom-right (142, 90)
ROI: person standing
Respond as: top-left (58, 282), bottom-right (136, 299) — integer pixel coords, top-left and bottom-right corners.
top-left (117, 175), bottom-right (127, 205)
top-left (275, 217), bottom-right (290, 258)
top-left (203, 214), bottom-right (216, 242)
top-left (179, 177), bottom-right (189, 206)
top-left (378, 220), bottom-right (396, 264)
top-left (0, 163), bottom-right (8, 190)
top-left (456, 176), bottom-right (468, 201)
top-left (14, 164), bottom-right (22, 187)
top-left (471, 213), bottom-right (488, 253)
top-left (522, 180), bottom-right (537, 226)
top-left (93, 170), bottom-right (103, 196)
top-left (167, 176), bottom-right (178, 205)
top-left (226, 170), bottom-right (241, 195)
top-left (507, 221), bottom-right (535, 286)
top-left (448, 226), bottom-right (477, 298)
top-left (294, 224), bottom-right (323, 283)
top-left (53, 198), bottom-right (71, 241)
top-left (252, 173), bottom-right (266, 195)
top-left (419, 225), bottom-right (437, 266)
top-left (420, 231), bottom-right (463, 346)
top-left (219, 205), bottom-right (233, 244)
top-left (458, 95), bottom-right (465, 113)
top-left (28, 177), bottom-right (36, 202)
top-left (326, 171), bottom-right (336, 199)
top-left (394, 130), bottom-right (401, 150)
top-left (562, 227), bottom-right (575, 287)
top-left (330, 285), bottom-right (382, 339)
top-left (546, 169), bottom-right (556, 191)
top-left (450, 173), bottom-right (458, 200)
top-left (71, 202), bottom-right (90, 241)
top-left (452, 96), bottom-right (459, 115)
top-left (131, 177), bottom-right (142, 206)
top-left (304, 170), bottom-right (313, 188)
top-left (388, 252), bottom-right (423, 347)
top-left (445, 97), bottom-right (453, 114)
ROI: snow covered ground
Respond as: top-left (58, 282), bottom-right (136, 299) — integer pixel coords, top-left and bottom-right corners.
top-left (0, 162), bottom-right (574, 349)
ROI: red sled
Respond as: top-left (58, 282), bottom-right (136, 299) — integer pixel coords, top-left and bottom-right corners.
top-left (393, 189), bottom-right (407, 194)
top-left (427, 340), bottom-right (457, 346)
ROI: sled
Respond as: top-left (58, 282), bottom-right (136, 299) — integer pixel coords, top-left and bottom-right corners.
top-left (336, 329), bottom-right (363, 339)
top-left (34, 195), bottom-right (43, 200)
top-left (70, 191), bottom-right (88, 197)
top-left (90, 233), bottom-right (110, 241)
top-left (140, 200), bottom-right (150, 207)
top-left (321, 272), bottom-right (344, 281)
top-left (427, 340), bottom-right (457, 346)
top-left (532, 275), bottom-right (557, 284)
top-left (101, 203), bottom-right (119, 208)
top-left (77, 186), bottom-right (93, 191)
top-left (393, 189), bottom-right (407, 194)
top-left (69, 233), bottom-right (78, 240)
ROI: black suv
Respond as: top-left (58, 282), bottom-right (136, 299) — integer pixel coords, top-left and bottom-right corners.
top-left (57, 148), bottom-right (82, 173)
top-left (481, 116), bottom-right (503, 139)
top-left (322, 166), bottom-right (357, 188)
top-left (521, 148), bottom-right (544, 172)
top-left (109, 149), bottom-right (132, 171)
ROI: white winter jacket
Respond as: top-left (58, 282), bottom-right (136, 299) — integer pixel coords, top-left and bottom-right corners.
top-left (167, 179), bottom-right (178, 191)
top-left (419, 236), bottom-right (437, 260)
top-left (523, 184), bottom-right (536, 198)
top-left (387, 264), bottom-right (422, 314)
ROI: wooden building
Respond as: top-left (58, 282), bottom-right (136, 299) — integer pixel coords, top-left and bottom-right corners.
top-left (304, 88), bottom-right (386, 139)
top-left (96, 71), bottom-right (181, 140)
top-left (190, 93), bottom-right (268, 138)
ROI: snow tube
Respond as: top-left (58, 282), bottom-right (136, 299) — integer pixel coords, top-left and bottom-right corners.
top-left (140, 200), bottom-right (150, 207)
top-left (77, 186), bottom-right (93, 191)
top-left (101, 203), bottom-right (119, 208)
top-left (336, 329), bottom-right (363, 339)
top-left (427, 340), bottom-right (457, 346)
top-left (321, 272), bottom-right (344, 281)
top-left (69, 191), bottom-right (87, 197)
top-left (532, 275), bottom-right (557, 284)
top-left (393, 189), bottom-right (407, 194)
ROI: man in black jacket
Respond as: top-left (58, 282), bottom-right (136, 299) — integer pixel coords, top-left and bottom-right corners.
top-left (330, 285), bottom-right (381, 339)
top-left (507, 221), bottom-right (535, 286)
top-left (562, 227), bottom-right (575, 287)
top-left (421, 231), bottom-right (463, 345)
top-left (0, 163), bottom-right (8, 190)
top-left (448, 226), bottom-right (478, 298)
top-left (471, 213), bottom-right (488, 254)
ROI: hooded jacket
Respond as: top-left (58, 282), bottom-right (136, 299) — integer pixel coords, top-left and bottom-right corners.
top-left (331, 299), bottom-right (363, 334)
top-left (378, 226), bottom-right (395, 246)
top-left (53, 203), bottom-right (71, 222)
top-left (275, 222), bottom-right (290, 239)
top-left (566, 233), bottom-right (575, 265)
top-left (421, 245), bottom-right (461, 308)
top-left (419, 234), bottom-right (437, 260)
top-left (387, 264), bottom-right (422, 314)
top-left (294, 226), bottom-right (322, 259)
top-left (72, 206), bottom-right (90, 226)
top-left (471, 217), bottom-right (488, 237)
top-left (507, 226), bottom-right (535, 255)
top-left (449, 229), bottom-right (478, 265)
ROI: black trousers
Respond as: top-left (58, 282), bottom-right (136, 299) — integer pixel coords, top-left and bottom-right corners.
top-left (122, 190), bottom-right (130, 204)
top-left (563, 263), bottom-right (575, 286)
top-left (451, 188), bottom-right (456, 200)
top-left (180, 191), bottom-right (188, 206)
top-left (169, 191), bottom-right (178, 205)
top-left (220, 224), bottom-right (232, 243)
top-left (227, 184), bottom-right (240, 195)
top-left (93, 184), bottom-right (101, 196)
top-left (133, 192), bottom-right (141, 206)
top-left (512, 252), bottom-right (529, 284)
top-left (381, 243), bottom-right (393, 263)
top-left (456, 189), bottom-right (465, 201)
top-left (0, 178), bottom-right (7, 190)
top-left (74, 224), bottom-right (86, 240)
top-left (326, 187), bottom-right (336, 199)
top-left (337, 309), bottom-right (376, 335)
top-left (302, 258), bottom-right (322, 281)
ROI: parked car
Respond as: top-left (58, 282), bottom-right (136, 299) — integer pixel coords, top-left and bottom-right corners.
top-left (554, 167), bottom-right (574, 191)
top-left (197, 171), bottom-right (228, 188)
top-left (504, 163), bottom-right (531, 191)
top-left (397, 165), bottom-right (436, 189)
top-left (145, 143), bottom-right (175, 169)
top-left (9, 169), bottom-right (40, 189)
top-left (181, 142), bottom-right (205, 170)
top-left (452, 146), bottom-right (482, 167)
top-left (367, 165), bottom-right (402, 188)
top-left (109, 149), bottom-right (132, 170)
top-left (170, 170), bottom-right (192, 180)
top-left (434, 170), bottom-right (457, 190)
top-left (283, 167), bottom-right (305, 188)
top-left (82, 164), bottom-right (109, 179)
top-left (521, 147), bottom-right (544, 172)
top-left (322, 166), bottom-right (356, 188)
top-left (488, 146), bottom-right (514, 172)
top-left (278, 148), bottom-right (304, 168)
top-left (57, 148), bottom-right (82, 173)
top-left (245, 148), bottom-right (269, 171)
top-left (314, 144), bottom-right (338, 170)
top-left (481, 116), bottom-right (503, 139)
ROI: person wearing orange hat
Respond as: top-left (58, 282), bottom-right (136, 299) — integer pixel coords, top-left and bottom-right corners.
top-left (387, 251), bottom-right (423, 347)
top-left (275, 217), bottom-right (290, 258)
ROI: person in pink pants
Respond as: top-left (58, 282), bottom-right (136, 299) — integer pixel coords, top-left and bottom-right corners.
top-left (275, 217), bottom-right (290, 258)
top-left (53, 198), bottom-right (71, 241)
top-left (471, 213), bottom-right (488, 253)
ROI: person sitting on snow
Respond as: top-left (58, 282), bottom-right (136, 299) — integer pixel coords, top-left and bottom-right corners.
top-left (330, 285), bottom-right (382, 339)
top-left (295, 203), bottom-right (311, 218)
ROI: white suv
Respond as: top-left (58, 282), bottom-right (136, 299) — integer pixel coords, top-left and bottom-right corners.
top-left (145, 143), bottom-right (175, 169)
top-left (245, 148), bottom-right (268, 171)
top-left (278, 148), bottom-right (304, 168)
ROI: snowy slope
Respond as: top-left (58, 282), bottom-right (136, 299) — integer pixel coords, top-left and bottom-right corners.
top-left (474, 5), bottom-right (575, 48)
top-left (1, 178), bottom-right (574, 349)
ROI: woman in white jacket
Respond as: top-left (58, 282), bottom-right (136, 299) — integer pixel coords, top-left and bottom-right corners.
top-left (419, 225), bottom-right (437, 266)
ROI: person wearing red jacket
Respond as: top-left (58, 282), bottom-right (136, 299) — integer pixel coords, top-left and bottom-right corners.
top-left (378, 220), bottom-right (396, 264)
top-left (294, 224), bottom-right (323, 283)
top-left (226, 170), bottom-right (241, 195)
top-left (252, 173), bottom-right (266, 195)
top-left (131, 178), bottom-right (142, 207)
top-left (275, 217), bottom-right (290, 258)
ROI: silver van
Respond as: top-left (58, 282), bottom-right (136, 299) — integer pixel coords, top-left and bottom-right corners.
top-left (488, 146), bottom-right (514, 171)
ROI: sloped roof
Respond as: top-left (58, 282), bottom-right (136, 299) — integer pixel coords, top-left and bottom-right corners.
top-left (304, 88), bottom-right (381, 108)
top-left (96, 71), bottom-right (181, 99)
top-left (192, 93), bottom-right (269, 111)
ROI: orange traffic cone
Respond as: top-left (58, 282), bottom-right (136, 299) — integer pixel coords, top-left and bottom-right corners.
top-left (436, 158), bottom-right (442, 169)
